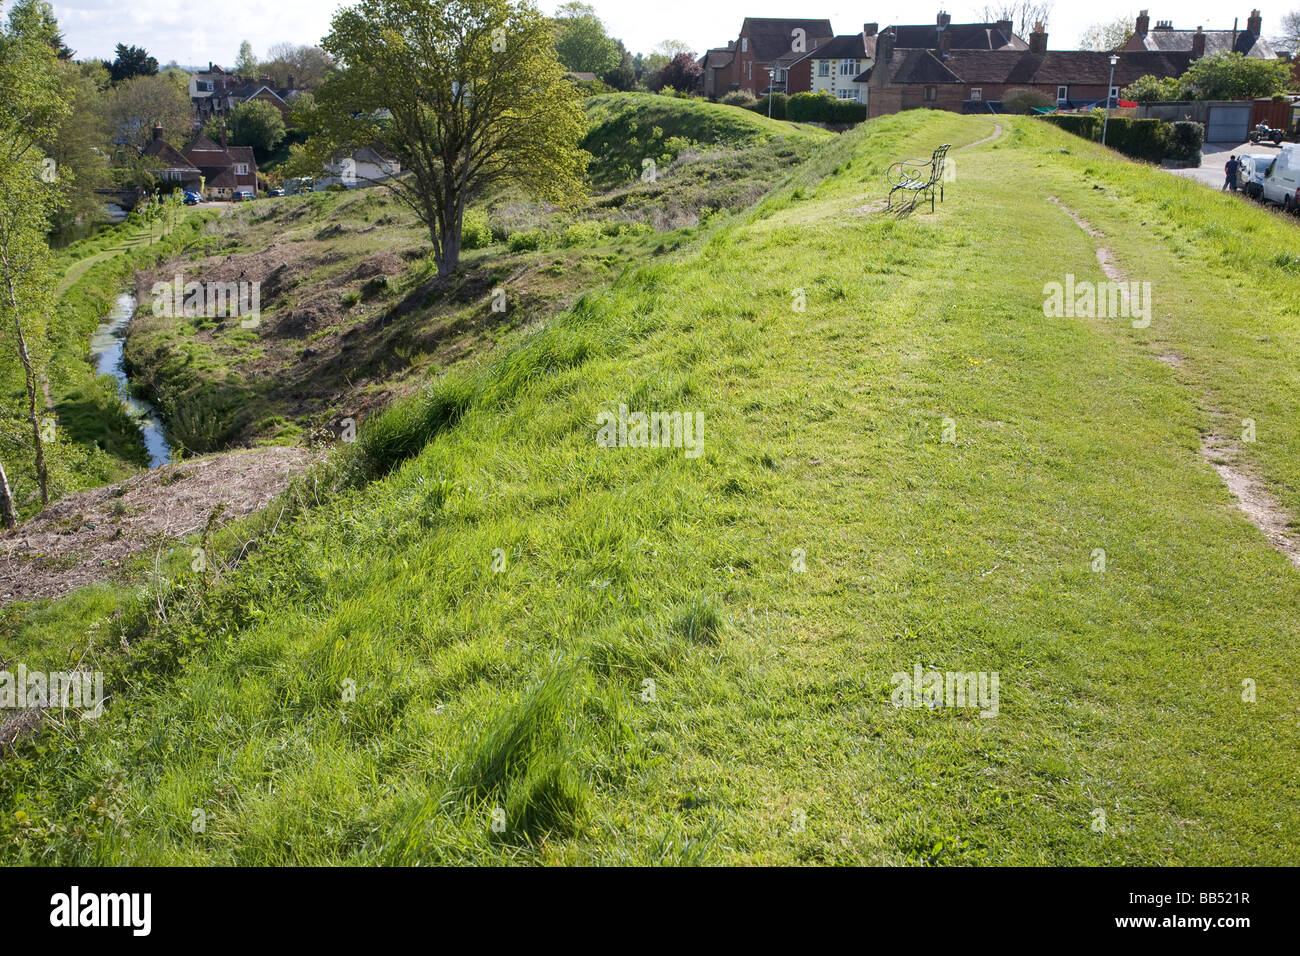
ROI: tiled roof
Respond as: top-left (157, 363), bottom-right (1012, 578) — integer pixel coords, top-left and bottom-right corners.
top-left (142, 138), bottom-right (197, 169)
top-left (888, 49), bottom-right (1194, 86)
top-left (1139, 29), bottom-right (1274, 58)
top-left (889, 21), bottom-right (1028, 51)
top-left (741, 18), bottom-right (835, 61)
top-left (796, 34), bottom-right (868, 61)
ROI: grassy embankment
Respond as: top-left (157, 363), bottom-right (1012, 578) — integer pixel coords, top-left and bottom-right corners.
top-left (3, 108), bottom-right (1299, 865)
top-left (119, 95), bottom-right (830, 455)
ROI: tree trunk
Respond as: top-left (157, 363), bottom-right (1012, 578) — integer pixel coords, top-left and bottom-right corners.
top-left (0, 455), bottom-right (15, 529)
top-left (3, 271), bottom-right (50, 506)
top-left (436, 196), bottom-right (464, 279)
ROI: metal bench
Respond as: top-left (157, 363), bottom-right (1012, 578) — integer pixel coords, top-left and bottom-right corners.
top-left (887, 144), bottom-right (952, 213)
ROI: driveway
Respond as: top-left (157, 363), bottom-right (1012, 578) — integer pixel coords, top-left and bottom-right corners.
top-left (1168, 140), bottom-right (1289, 191)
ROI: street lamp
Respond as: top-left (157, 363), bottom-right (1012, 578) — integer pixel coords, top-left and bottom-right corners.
top-left (1102, 54), bottom-right (1119, 146)
top-left (766, 67), bottom-right (777, 117)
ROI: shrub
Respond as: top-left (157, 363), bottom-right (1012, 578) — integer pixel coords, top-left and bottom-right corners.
top-left (749, 92), bottom-right (788, 120)
top-left (560, 220), bottom-right (604, 247)
top-left (1166, 121), bottom-right (1205, 163)
top-left (721, 90), bottom-right (758, 108)
top-left (1001, 88), bottom-right (1056, 114)
top-left (461, 210), bottom-right (494, 250)
top-left (786, 91), bottom-right (864, 125)
top-left (507, 230), bottom-right (545, 252)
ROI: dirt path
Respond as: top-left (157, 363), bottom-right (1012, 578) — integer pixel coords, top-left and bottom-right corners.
top-left (960, 122), bottom-right (1004, 150)
top-left (0, 446), bottom-right (317, 604)
top-left (1049, 194), bottom-right (1300, 569)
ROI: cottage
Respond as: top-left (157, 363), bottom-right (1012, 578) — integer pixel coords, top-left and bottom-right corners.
top-left (868, 23), bottom-right (1194, 117)
top-left (183, 130), bottom-right (258, 201)
top-left (141, 125), bottom-right (202, 191)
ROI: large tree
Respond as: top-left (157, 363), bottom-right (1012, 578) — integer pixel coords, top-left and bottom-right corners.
top-left (42, 59), bottom-right (110, 233)
top-left (1280, 10), bottom-right (1300, 52)
top-left (980, 2), bottom-right (1054, 37)
top-left (653, 51), bottom-right (702, 94)
top-left (261, 43), bottom-right (336, 90)
top-left (553, 1), bottom-right (619, 75)
top-left (106, 43), bottom-right (158, 83)
top-left (0, 0), bottom-right (69, 521)
top-left (235, 39), bottom-right (259, 75)
top-left (299, 0), bottom-right (588, 278)
top-left (1181, 51), bottom-right (1292, 100)
top-left (1079, 14), bottom-right (1135, 51)
top-left (108, 72), bottom-right (193, 153)
top-left (204, 99), bottom-right (285, 160)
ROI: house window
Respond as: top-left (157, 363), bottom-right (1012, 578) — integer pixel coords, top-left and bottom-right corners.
top-left (971, 88), bottom-right (983, 101)
top-left (1057, 86), bottom-right (1069, 103)
top-left (235, 164), bottom-right (249, 175)
top-left (818, 61), bottom-right (830, 77)
top-left (925, 86), bottom-right (938, 102)
top-left (1109, 85), bottom-right (1120, 101)
top-left (839, 59), bottom-right (858, 76)
top-left (836, 88), bottom-right (860, 101)
top-left (742, 38), bottom-right (748, 53)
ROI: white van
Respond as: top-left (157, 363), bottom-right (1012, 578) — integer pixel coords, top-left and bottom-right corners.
top-left (1238, 154), bottom-right (1277, 199)
top-left (1260, 144), bottom-right (1300, 211)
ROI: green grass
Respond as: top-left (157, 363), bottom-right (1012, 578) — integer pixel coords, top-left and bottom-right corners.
top-left (3, 110), bottom-right (1300, 865)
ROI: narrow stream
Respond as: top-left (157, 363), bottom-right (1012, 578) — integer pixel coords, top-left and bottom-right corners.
top-left (87, 292), bottom-right (172, 469)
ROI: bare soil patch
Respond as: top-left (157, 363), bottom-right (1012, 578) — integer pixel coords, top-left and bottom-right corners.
top-left (0, 446), bottom-right (316, 604)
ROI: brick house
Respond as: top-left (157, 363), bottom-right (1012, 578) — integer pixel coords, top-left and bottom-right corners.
top-left (190, 62), bottom-right (300, 128)
top-left (1121, 9), bottom-right (1279, 59)
top-left (704, 18), bottom-right (835, 96)
top-left (141, 125), bottom-right (203, 191)
top-left (785, 15), bottom-right (1029, 100)
top-left (182, 130), bottom-right (259, 201)
top-left (867, 23), bottom-right (1195, 117)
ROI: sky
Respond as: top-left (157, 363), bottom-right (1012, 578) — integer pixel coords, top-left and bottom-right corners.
top-left (39, 0), bottom-right (1298, 67)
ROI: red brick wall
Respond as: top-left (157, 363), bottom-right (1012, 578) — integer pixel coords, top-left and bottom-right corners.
top-left (786, 57), bottom-right (812, 95)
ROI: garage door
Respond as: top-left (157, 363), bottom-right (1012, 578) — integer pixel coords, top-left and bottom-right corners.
top-left (1207, 105), bottom-right (1251, 144)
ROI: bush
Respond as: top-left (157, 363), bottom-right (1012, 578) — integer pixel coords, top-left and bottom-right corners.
top-left (507, 230), bottom-right (545, 252)
top-left (1001, 88), bottom-right (1056, 114)
top-left (1166, 121), bottom-right (1205, 163)
top-left (560, 221), bottom-right (604, 246)
top-left (1042, 111), bottom-right (1189, 164)
top-left (786, 91), bottom-right (864, 125)
top-left (749, 92), bottom-right (788, 120)
top-left (721, 90), bottom-right (758, 108)
top-left (461, 210), bottom-right (494, 250)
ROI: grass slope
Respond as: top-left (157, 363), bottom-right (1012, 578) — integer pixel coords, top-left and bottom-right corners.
top-left (3, 110), bottom-right (1299, 865)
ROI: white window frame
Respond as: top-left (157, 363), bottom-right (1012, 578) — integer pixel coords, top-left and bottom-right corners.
top-left (235, 163), bottom-right (249, 175)
top-left (818, 60), bottom-right (830, 77)
top-left (836, 88), bottom-right (860, 101)
top-left (742, 38), bottom-right (748, 53)
top-left (925, 85), bottom-right (938, 102)
top-left (840, 58), bottom-right (858, 76)
top-left (1109, 85), bottom-right (1120, 100)
top-left (970, 88), bottom-right (983, 101)
top-left (1057, 85), bottom-right (1069, 103)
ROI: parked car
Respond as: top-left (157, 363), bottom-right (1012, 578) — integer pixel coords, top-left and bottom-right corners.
top-left (232, 190), bottom-right (256, 202)
top-left (269, 187), bottom-right (286, 197)
top-left (1238, 154), bottom-right (1276, 199)
top-left (182, 190), bottom-right (202, 206)
top-left (1259, 144), bottom-right (1300, 212)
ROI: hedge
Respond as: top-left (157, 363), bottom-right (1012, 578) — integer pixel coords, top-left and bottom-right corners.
top-left (1041, 111), bottom-right (1204, 166)
top-left (786, 91), bottom-right (867, 125)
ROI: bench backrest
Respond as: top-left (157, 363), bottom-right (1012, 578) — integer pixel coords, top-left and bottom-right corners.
top-left (928, 145), bottom-right (951, 186)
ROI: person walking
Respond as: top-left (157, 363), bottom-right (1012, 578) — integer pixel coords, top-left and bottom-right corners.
top-left (1224, 155), bottom-right (1240, 192)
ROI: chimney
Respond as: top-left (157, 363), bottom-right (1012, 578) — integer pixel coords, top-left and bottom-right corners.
top-left (152, 123), bottom-right (164, 142)
top-left (937, 11), bottom-right (952, 29)
top-left (1248, 9), bottom-right (1262, 35)
top-left (940, 31), bottom-right (951, 56)
top-left (1136, 10), bottom-right (1150, 35)
top-left (996, 19), bottom-right (1013, 39)
top-left (1029, 21), bottom-right (1048, 55)
top-left (1192, 26), bottom-right (1206, 57)
top-left (879, 28), bottom-right (896, 63)
top-left (863, 23), bottom-right (879, 37)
